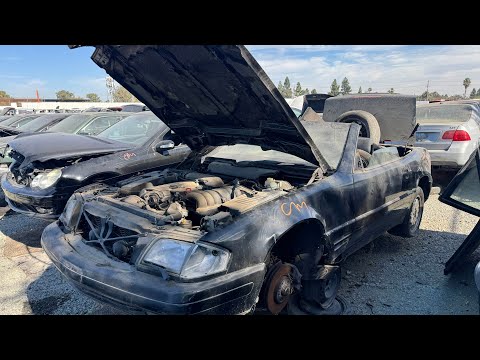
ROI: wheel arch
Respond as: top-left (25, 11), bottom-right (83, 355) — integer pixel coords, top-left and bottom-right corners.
top-left (418, 175), bottom-right (431, 200)
top-left (267, 218), bottom-right (327, 266)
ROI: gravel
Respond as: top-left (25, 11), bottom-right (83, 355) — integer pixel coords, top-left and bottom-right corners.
top-left (0, 170), bottom-right (479, 315)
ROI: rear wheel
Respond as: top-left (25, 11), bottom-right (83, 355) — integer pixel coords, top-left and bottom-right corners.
top-left (388, 187), bottom-right (424, 237)
top-left (335, 110), bottom-right (381, 144)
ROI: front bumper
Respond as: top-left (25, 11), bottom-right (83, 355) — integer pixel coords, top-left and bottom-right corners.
top-left (41, 222), bottom-right (266, 314)
top-left (1, 173), bottom-right (70, 218)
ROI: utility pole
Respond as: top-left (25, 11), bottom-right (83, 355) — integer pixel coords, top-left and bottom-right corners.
top-left (426, 80), bottom-right (429, 101)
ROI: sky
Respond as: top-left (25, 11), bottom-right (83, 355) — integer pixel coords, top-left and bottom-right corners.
top-left (1, 45), bottom-right (480, 100)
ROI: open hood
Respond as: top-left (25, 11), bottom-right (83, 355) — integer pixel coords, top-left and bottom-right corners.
top-left (80, 45), bottom-right (329, 171)
top-left (8, 132), bottom-right (132, 163)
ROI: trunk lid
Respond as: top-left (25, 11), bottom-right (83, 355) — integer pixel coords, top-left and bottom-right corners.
top-left (414, 122), bottom-right (464, 150)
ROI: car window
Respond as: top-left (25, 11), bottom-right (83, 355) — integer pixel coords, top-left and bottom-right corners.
top-left (417, 104), bottom-right (474, 123)
top-left (48, 114), bottom-right (94, 133)
top-left (98, 113), bottom-right (167, 146)
top-left (10, 115), bottom-right (40, 128)
top-left (79, 115), bottom-right (123, 135)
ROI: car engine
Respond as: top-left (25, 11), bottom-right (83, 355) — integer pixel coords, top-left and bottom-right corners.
top-left (64, 168), bottom-right (299, 263)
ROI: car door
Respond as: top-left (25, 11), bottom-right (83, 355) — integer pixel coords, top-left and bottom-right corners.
top-left (440, 147), bottom-right (480, 274)
top-left (348, 146), bottom-right (414, 254)
top-left (115, 130), bottom-right (190, 175)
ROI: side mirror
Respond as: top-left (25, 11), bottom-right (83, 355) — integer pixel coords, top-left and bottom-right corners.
top-left (155, 140), bottom-right (175, 154)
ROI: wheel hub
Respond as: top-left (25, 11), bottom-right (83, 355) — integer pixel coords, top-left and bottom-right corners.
top-left (264, 263), bottom-right (294, 315)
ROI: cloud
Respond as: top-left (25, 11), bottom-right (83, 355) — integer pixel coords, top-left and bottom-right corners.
top-left (247, 45), bottom-right (480, 95)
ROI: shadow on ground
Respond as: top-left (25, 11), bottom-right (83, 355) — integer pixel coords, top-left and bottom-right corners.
top-left (432, 168), bottom-right (457, 190)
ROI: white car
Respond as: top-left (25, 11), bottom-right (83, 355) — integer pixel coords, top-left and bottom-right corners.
top-left (415, 101), bottom-right (480, 168)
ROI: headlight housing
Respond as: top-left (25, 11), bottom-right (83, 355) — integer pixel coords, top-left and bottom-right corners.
top-left (142, 239), bottom-right (230, 280)
top-left (31, 168), bottom-right (62, 189)
top-left (59, 197), bottom-right (83, 231)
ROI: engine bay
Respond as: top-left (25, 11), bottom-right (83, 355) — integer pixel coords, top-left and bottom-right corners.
top-left (66, 163), bottom-right (311, 263)
top-left (107, 167), bottom-right (300, 231)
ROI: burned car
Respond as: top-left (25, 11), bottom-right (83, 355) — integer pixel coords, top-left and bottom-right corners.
top-left (1, 111), bottom-right (190, 217)
top-left (41, 45), bottom-right (432, 315)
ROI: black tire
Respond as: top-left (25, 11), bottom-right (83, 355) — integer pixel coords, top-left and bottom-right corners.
top-left (287, 293), bottom-right (347, 315)
top-left (335, 110), bottom-right (381, 144)
top-left (0, 191), bottom-right (7, 207)
top-left (388, 187), bottom-right (424, 238)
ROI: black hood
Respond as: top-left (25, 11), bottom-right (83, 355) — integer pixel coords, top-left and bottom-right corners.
top-left (81, 45), bottom-right (329, 170)
top-left (8, 132), bottom-right (132, 163)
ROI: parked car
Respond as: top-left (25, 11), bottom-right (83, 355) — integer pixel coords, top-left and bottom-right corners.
top-left (0, 115), bottom-right (13, 123)
top-left (414, 102), bottom-right (480, 169)
top-left (0, 112), bottom-right (130, 166)
top-left (40, 45), bottom-right (432, 315)
top-left (1, 111), bottom-right (190, 217)
top-left (0, 106), bottom-right (15, 116)
top-left (121, 104), bottom-right (148, 112)
top-left (0, 114), bottom-right (42, 136)
top-left (438, 147), bottom-right (480, 312)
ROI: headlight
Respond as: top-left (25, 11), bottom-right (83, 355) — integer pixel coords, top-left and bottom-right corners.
top-left (31, 168), bottom-right (62, 189)
top-left (143, 239), bottom-right (230, 279)
top-left (59, 197), bottom-right (83, 230)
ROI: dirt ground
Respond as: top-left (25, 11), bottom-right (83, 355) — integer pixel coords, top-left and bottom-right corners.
top-left (0, 170), bottom-right (479, 315)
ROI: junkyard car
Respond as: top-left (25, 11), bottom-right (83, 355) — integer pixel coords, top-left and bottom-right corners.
top-left (1, 111), bottom-right (190, 217)
top-left (41, 45), bottom-right (432, 315)
top-left (0, 114), bottom-right (42, 136)
top-left (0, 112), bottom-right (130, 206)
top-left (415, 101), bottom-right (480, 169)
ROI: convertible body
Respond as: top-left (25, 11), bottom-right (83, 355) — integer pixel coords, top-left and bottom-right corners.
top-left (42, 45), bottom-right (432, 314)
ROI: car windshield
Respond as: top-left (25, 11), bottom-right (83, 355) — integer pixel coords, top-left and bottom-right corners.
top-left (97, 113), bottom-right (167, 145)
top-left (1, 115), bottom-right (36, 127)
top-left (17, 114), bottom-right (64, 132)
top-left (417, 104), bottom-right (474, 123)
top-left (206, 144), bottom-right (316, 167)
top-left (48, 114), bottom-right (96, 133)
top-left (291, 107), bottom-right (302, 118)
top-left (205, 121), bottom-right (350, 170)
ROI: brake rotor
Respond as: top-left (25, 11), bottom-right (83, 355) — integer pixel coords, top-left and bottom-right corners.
top-left (264, 263), bottom-right (294, 315)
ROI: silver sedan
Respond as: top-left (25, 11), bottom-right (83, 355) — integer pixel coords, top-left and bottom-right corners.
top-left (415, 101), bottom-right (480, 168)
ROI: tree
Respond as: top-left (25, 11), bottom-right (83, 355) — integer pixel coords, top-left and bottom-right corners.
top-left (387, 88), bottom-right (395, 94)
top-left (86, 93), bottom-right (101, 102)
top-left (56, 90), bottom-right (76, 100)
top-left (358, 86), bottom-right (362, 94)
top-left (277, 81), bottom-right (284, 95)
top-left (367, 87), bottom-right (372, 93)
top-left (113, 85), bottom-right (138, 102)
top-left (329, 79), bottom-right (340, 96)
top-left (294, 82), bottom-right (303, 97)
top-left (340, 77), bottom-right (352, 95)
top-left (303, 88), bottom-right (310, 95)
top-left (311, 89), bottom-right (318, 94)
top-left (0, 90), bottom-right (10, 98)
top-left (477, 88), bottom-right (480, 97)
top-left (463, 78), bottom-right (471, 98)
top-left (282, 77), bottom-right (292, 98)
top-left (470, 88), bottom-right (477, 99)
